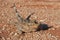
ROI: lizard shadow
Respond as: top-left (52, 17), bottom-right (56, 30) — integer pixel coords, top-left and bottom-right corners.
top-left (36, 23), bottom-right (52, 31)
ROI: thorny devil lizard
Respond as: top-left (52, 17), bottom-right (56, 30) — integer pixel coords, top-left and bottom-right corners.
top-left (11, 4), bottom-right (51, 34)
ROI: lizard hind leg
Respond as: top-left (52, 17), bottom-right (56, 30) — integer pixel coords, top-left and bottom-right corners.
top-left (12, 3), bottom-right (24, 23)
top-left (25, 12), bottom-right (35, 22)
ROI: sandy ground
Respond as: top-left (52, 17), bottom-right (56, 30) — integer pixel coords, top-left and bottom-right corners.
top-left (0, 0), bottom-right (60, 40)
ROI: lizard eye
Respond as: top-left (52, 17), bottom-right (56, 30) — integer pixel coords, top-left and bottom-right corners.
top-left (34, 20), bottom-right (38, 24)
